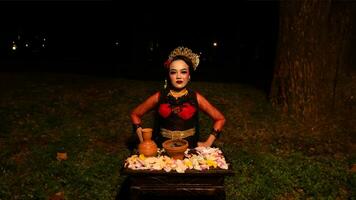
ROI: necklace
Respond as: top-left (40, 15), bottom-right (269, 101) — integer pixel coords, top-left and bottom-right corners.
top-left (169, 88), bottom-right (188, 99)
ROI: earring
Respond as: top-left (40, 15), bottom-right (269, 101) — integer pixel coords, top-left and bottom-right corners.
top-left (164, 79), bottom-right (167, 89)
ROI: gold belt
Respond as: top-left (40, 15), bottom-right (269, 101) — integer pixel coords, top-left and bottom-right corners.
top-left (160, 128), bottom-right (195, 139)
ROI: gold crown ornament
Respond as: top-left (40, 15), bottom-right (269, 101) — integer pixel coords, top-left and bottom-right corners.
top-left (165, 46), bottom-right (200, 71)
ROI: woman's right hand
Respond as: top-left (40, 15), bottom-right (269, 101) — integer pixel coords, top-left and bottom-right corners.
top-left (136, 127), bottom-right (143, 142)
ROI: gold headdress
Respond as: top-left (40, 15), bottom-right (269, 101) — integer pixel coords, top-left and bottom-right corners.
top-left (166, 46), bottom-right (200, 71)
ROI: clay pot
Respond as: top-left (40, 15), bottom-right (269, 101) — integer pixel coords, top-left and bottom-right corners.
top-left (162, 139), bottom-right (188, 160)
top-left (138, 128), bottom-right (158, 157)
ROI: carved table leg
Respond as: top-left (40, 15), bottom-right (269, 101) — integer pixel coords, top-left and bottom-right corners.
top-left (129, 186), bottom-right (141, 200)
top-left (214, 187), bottom-right (226, 200)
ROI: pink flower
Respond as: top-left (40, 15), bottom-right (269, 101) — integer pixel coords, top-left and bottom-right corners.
top-left (164, 58), bottom-right (172, 68)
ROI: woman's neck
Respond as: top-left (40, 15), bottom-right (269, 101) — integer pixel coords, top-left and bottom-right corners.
top-left (169, 88), bottom-right (188, 99)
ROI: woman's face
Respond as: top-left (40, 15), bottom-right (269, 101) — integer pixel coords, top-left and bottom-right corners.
top-left (169, 60), bottom-right (190, 90)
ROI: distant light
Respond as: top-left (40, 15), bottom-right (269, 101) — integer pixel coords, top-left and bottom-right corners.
top-left (42, 44), bottom-right (46, 48)
top-left (43, 38), bottom-right (46, 41)
top-left (115, 41), bottom-right (119, 46)
top-left (25, 43), bottom-right (29, 48)
top-left (12, 41), bottom-right (17, 51)
top-left (213, 42), bottom-right (218, 47)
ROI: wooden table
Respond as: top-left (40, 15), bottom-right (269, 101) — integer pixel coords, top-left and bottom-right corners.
top-left (120, 161), bottom-right (234, 200)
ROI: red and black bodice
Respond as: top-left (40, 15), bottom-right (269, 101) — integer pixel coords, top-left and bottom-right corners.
top-left (157, 89), bottom-right (199, 132)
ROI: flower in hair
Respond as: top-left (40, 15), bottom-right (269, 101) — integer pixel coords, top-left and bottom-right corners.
top-left (164, 58), bottom-right (172, 68)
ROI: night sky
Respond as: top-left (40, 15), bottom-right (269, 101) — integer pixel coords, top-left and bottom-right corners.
top-left (0, 0), bottom-right (279, 89)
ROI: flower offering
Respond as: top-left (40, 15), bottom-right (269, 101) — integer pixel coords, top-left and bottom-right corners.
top-left (124, 147), bottom-right (229, 173)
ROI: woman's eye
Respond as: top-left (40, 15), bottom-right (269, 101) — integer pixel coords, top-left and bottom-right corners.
top-left (181, 71), bottom-right (187, 74)
top-left (170, 71), bottom-right (176, 75)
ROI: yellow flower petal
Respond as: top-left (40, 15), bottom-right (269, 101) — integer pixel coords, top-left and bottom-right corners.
top-left (139, 154), bottom-right (146, 160)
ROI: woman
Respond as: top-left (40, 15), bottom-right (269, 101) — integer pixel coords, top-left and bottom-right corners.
top-left (130, 46), bottom-right (225, 148)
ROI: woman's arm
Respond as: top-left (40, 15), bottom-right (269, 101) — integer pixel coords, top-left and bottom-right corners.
top-left (130, 92), bottom-right (160, 142)
top-left (196, 92), bottom-right (226, 147)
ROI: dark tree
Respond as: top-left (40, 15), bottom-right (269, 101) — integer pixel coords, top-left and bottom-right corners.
top-left (270, 0), bottom-right (356, 127)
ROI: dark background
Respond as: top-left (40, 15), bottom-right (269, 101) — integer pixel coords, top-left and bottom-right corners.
top-left (0, 0), bottom-right (279, 91)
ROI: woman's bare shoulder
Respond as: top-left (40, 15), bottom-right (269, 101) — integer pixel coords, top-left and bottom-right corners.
top-left (148, 91), bottom-right (161, 101)
top-left (194, 91), bottom-right (207, 101)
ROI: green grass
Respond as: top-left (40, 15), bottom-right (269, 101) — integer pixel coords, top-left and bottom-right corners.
top-left (0, 72), bottom-right (355, 200)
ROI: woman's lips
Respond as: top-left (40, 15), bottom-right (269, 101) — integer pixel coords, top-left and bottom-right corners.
top-left (176, 81), bottom-right (183, 84)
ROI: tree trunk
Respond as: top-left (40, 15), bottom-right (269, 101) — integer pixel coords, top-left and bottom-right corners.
top-left (270, 0), bottom-right (354, 124)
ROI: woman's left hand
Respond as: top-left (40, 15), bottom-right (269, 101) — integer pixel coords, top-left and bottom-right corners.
top-left (197, 140), bottom-right (213, 147)
top-left (197, 134), bottom-right (216, 147)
